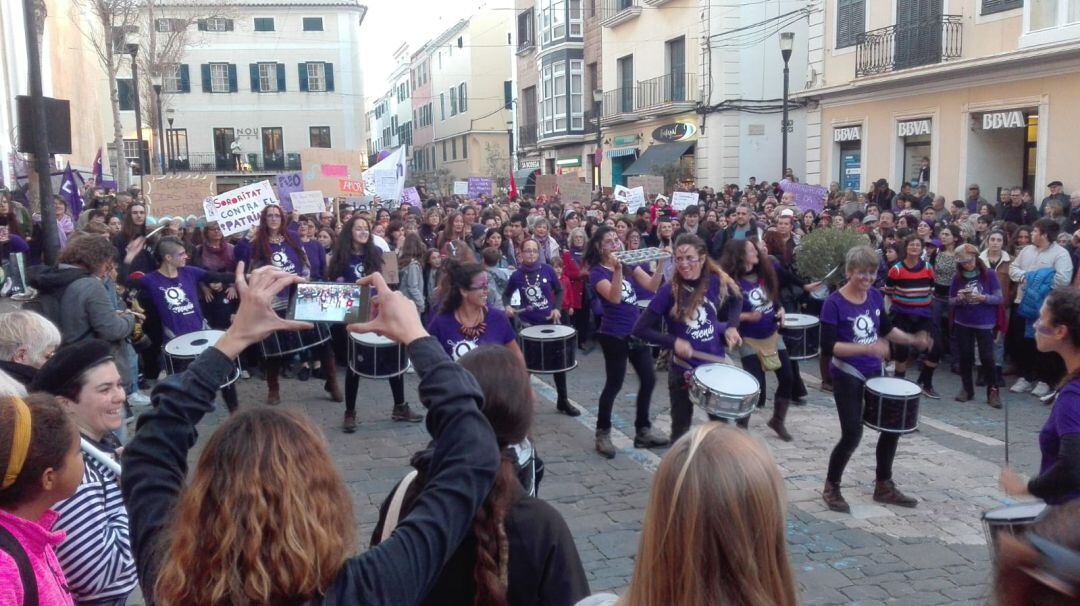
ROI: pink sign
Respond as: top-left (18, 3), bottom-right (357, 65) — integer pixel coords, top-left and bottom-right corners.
top-left (339, 179), bottom-right (364, 194)
top-left (321, 164), bottom-right (348, 177)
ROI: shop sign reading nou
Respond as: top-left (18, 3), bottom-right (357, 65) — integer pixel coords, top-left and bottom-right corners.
top-left (982, 111), bottom-right (1025, 130)
top-left (897, 119), bottom-right (931, 137)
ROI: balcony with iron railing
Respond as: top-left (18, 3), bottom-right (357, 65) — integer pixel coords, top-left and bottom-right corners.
top-left (855, 15), bottom-right (963, 78)
top-left (599, 0), bottom-right (642, 28)
top-left (168, 151), bottom-right (302, 173)
top-left (601, 72), bottom-right (699, 124)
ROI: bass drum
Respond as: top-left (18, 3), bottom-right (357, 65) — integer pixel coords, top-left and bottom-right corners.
top-left (519, 324), bottom-right (577, 374)
top-left (348, 332), bottom-right (410, 378)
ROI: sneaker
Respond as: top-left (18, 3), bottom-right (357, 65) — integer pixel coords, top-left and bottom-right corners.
top-left (1010, 378), bottom-right (1034, 393)
top-left (241, 369), bottom-right (251, 380)
top-left (1031, 382), bottom-right (1051, 397)
top-left (873, 479), bottom-right (918, 508)
top-left (1039, 389), bottom-right (1058, 405)
top-left (920, 385), bottom-right (941, 400)
top-left (595, 429), bottom-right (616, 459)
top-left (392, 403), bottom-right (424, 423)
top-left (633, 427), bottom-right (670, 448)
top-left (127, 392), bottom-right (152, 407)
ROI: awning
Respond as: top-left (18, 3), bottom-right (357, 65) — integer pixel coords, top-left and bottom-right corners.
top-left (605, 147), bottom-right (638, 158)
top-left (513, 168), bottom-right (538, 185)
top-left (622, 142), bottom-right (694, 176)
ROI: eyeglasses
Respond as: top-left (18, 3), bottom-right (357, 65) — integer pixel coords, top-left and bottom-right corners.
top-left (958, 257), bottom-right (976, 264)
top-left (466, 282), bottom-right (488, 291)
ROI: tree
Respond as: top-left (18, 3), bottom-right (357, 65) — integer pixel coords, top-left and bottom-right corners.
top-left (654, 160), bottom-right (693, 195)
top-left (483, 142), bottom-right (509, 193)
top-left (433, 168), bottom-right (454, 198)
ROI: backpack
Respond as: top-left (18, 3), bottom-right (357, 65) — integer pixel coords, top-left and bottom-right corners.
top-left (0, 524), bottom-right (38, 606)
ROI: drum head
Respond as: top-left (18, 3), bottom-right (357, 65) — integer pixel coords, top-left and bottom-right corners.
top-left (983, 502), bottom-right (1047, 522)
top-left (520, 324), bottom-right (576, 339)
top-left (784, 314), bottom-right (819, 328)
top-left (866, 377), bottom-right (922, 397)
top-left (635, 299), bottom-right (651, 310)
top-left (165, 330), bottom-right (225, 356)
top-left (350, 332), bottom-right (395, 346)
top-left (693, 364), bottom-right (759, 397)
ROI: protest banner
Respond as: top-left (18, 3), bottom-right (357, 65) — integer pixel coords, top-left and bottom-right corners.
top-left (401, 187), bottom-right (421, 208)
top-left (467, 177), bottom-right (493, 198)
top-left (614, 185), bottom-right (646, 213)
top-left (452, 181), bottom-right (469, 196)
top-left (290, 190), bottom-right (326, 216)
top-left (203, 180), bottom-right (277, 236)
top-left (362, 147), bottom-right (406, 202)
top-left (558, 176), bottom-right (591, 203)
top-left (779, 180), bottom-right (827, 213)
top-left (300, 148), bottom-right (366, 196)
top-left (275, 172), bottom-right (303, 212)
top-left (671, 191), bottom-right (698, 212)
top-left (146, 174), bottom-right (218, 218)
top-left (534, 174), bottom-right (559, 197)
top-left (628, 175), bottom-right (665, 199)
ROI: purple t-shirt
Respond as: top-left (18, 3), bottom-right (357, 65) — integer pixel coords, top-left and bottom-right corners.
top-left (141, 266), bottom-right (207, 338)
top-left (738, 276), bottom-right (779, 339)
top-left (339, 252), bottom-right (369, 283)
top-left (264, 241), bottom-right (309, 278)
top-left (821, 288), bottom-right (887, 379)
top-left (506, 263), bottom-right (559, 325)
top-left (647, 275), bottom-right (727, 369)
top-left (427, 307), bottom-right (517, 360)
top-left (303, 240), bottom-right (327, 280)
top-left (1038, 379), bottom-right (1080, 505)
top-left (629, 263), bottom-right (655, 299)
top-left (589, 265), bottom-right (644, 337)
top-left (950, 270), bottom-right (1002, 330)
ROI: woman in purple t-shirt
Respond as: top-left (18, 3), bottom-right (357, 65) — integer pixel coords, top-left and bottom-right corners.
top-left (719, 237), bottom-right (796, 442)
top-left (821, 246), bottom-right (932, 514)
top-left (427, 260), bottom-right (521, 362)
top-left (1000, 288), bottom-right (1080, 506)
top-left (584, 226), bottom-right (668, 459)
top-left (949, 244), bottom-right (1003, 408)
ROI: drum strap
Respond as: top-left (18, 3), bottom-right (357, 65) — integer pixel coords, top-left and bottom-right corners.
top-left (830, 357), bottom-right (867, 382)
top-left (380, 469), bottom-right (419, 544)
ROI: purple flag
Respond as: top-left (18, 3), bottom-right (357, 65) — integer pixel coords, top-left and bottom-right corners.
top-left (91, 147), bottom-right (103, 186)
top-left (779, 180), bottom-right (827, 214)
top-left (59, 163), bottom-right (84, 218)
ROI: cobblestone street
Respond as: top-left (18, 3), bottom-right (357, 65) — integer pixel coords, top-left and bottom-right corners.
top-left (169, 345), bottom-right (1051, 605)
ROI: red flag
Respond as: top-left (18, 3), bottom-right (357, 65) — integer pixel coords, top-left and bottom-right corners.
top-left (508, 168), bottom-right (518, 199)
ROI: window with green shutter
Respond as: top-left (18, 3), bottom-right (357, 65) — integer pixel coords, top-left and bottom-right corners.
top-left (254, 17), bottom-right (275, 31)
top-left (981, 0), bottom-right (1022, 15)
top-left (836, 0), bottom-right (865, 49)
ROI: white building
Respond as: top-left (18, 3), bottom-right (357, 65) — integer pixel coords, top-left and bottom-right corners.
top-left (119, 0), bottom-right (368, 188)
top-left (367, 44), bottom-right (413, 167)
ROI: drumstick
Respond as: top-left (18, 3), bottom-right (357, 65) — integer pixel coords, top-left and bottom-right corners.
top-left (1004, 390), bottom-right (1010, 466)
top-left (81, 437), bottom-right (122, 476)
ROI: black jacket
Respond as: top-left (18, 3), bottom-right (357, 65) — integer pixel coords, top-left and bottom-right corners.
top-left (370, 448), bottom-right (590, 606)
top-left (121, 337), bottom-right (500, 605)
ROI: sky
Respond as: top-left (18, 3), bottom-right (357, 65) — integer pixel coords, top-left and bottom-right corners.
top-left (360, 0), bottom-right (505, 101)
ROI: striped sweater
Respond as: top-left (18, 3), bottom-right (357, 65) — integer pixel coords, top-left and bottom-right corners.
top-left (886, 260), bottom-right (935, 317)
top-left (52, 436), bottom-right (139, 604)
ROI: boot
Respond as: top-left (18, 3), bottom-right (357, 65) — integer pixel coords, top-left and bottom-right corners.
top-left (556, 398), bottom-right (581, 417)
top-left (873, 479), bottom-right (918, 508)
top-left (322, 355), bottom-right (343, 403)
top-left (955, 389), bottom-right (972, 402)
top-left (987, 387), bottom-right (1002, 409)
top-left (766, 398), bottom-right (793, 442)
top-left (342, 410), bottom-right (357, 433)
top-left (595, 429), bottom-right (616, 459)
top-left (266, 367), bottom-right (281, 406)
top-left (634, 426), bottom-right (670, 448)
top-left (392, 402), bottom-right (424, 423)
top-left (822, 480), bottom-right (850, 513)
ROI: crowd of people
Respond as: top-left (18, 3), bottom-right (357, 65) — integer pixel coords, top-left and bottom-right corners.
top-left (0, 170), bottom-right (1077, 604)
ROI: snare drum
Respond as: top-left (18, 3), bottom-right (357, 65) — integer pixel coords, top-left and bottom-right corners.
top-left (164, 330), bottom-right (241, 388)
top-left (982, 502), bottom-right (1047, 560)
top-left (781, 314), bottom-right (820, 360)
top-left (688, 364), bottom-right (760, 420)
top-left (348, 332), bottom-right (410, 378)
top-left (863, 377), bottom-right (921, 433)
top-left (635, 299), bottom-right (667, 334)
top-left (519, 325), bottom-right (577, 374)
top-left (259, 322), bottom-right (332, 358)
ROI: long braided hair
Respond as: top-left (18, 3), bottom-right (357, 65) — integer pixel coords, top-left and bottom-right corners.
top-left (671, 234), bottom-right (739, 323)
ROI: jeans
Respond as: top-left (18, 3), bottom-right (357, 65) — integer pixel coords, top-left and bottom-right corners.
top-left (346, 372), bottom-right (405, 413)
top-left (596, 333), bottom-right (655, 431)
top-left (955, 324), bottom-right (996, 395)
top-left (826, 371), bottom-right (900, 484)
top-left (740, 348), bottom-right (794, 407)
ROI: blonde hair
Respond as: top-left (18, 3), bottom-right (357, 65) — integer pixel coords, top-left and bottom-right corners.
top-left (621, 424), bottom-right (797, 606)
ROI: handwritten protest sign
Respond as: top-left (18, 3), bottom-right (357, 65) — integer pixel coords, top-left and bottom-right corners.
top-left (339, 179), bottom-right (364, 195)
top-left (203, 180), bottom-right (277, 236)
top-left (452, 181), bottom-right (469, 196)
top-left (467, 177), bottom-right (493, 198)
top-left (534, 175), bottom-right (558, 197)
top-left (779, 180), bottom-right (827, 213)
top-left (362, 147), bottom-right (406, 203)
top-left (558, 176), bottom-right (591, 203)
top-left (300, 148), bottom-right (366, 196)
top-left (614, 185), bottom-right (646, 213)
top-left (628, 175), bottom-right (664, 199)
top-left (275, 172), bottom-right (303, 212)
top-left (401, 187), bottom-right (421, 208)
top-left (671, 191), bottom-right (698, 212)
top-left (146, 174), bottom-right (217, 218)
top-left (290, 190), bottom-right (326, 216)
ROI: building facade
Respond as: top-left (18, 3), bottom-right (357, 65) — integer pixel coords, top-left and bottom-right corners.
top-left (798, 0), bottom-right (1080, 200)
top-left (120, 0), bottom-right (368, 188)
top-left (410, 42), bottom-right (436, 183)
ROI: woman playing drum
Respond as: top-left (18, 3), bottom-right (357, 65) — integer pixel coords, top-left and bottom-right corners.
top-left (1000, 288), bottom-right (1080, 506)
top-left (329, 215), bottom-right (422, 433)
top-left (504, 238), bottom-right (578, 416)
top-left (821, 246), bottom-right (932, 514)
top-left (427, 260), bottom-right (522, 363)
top-left (634, 234), bottom-right (742, 443)
top-left (719, 237), bottom-right (796, 441)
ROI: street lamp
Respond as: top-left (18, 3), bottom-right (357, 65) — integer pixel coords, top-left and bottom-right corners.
top-left (779, 31), bottom-right (794, 180)
top-left (152, 75), bottom-right (165, 175)
top-left (125, 34), bottom-right (146, 190)
top-left (166, 108), bottom-right (175, 173)
top-left (592, 88), bottom-right (603, 191)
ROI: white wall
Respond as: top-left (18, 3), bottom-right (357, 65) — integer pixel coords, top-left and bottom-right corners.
top-left (965, 125), bottom-right (1026, 200)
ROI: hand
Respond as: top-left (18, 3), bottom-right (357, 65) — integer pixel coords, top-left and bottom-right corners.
top-left (674, 338), bottom-right (694, 360)
top-left (347, 272), bottom-right (428, 345)
top-left (215, 262), bottom-right (313, 359)
top-left (805, 281), bottom-right (822, 292)
top-left (999, 466), bottom-right (1030, 497)
top-left (913, 331), bottom-right (933, 352)
top-left (776, 308), bottom-right (786, 327)
top-left (201, 287), bottom-right (214, 303)
top-left (868, 339), bottom-right (891, 360)
top-left (124, 237), bottom-right (146, 264)
top-left (724, 326), bottom-right (742, 350)
top-left (225, 285), bottom-right (238, 301)
top-left (505, 307), bottom-right (516, 318)
top-left (567, 308), bottom-right (575, 317)
top-left (547, 309), bottom-right (561, 323)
